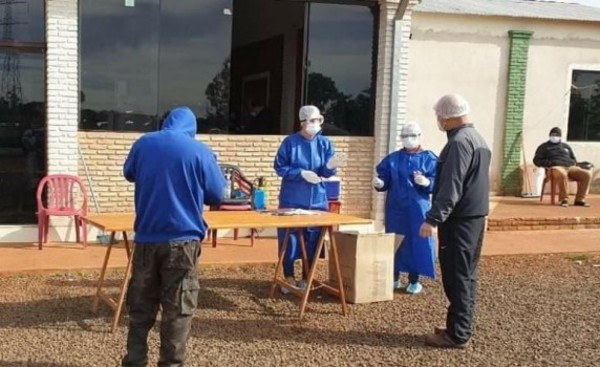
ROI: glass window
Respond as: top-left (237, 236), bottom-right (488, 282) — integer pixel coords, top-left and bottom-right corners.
top-left (0, 1), bottom-right (46, 224)
top-left (158, 0), bottom-right (232, 133)
top-left (0, 53), bottom-right (45, 224)
top-left (0, 1), bottom-right (45, 44)
top-left (80, 0), bottom-right (377, 136)
top-left (305, 2), bottom-right (376, 136)
top-left (567, 70), bottom-right (600, 142)
top-left (80, 0), bottom-right (160, 131)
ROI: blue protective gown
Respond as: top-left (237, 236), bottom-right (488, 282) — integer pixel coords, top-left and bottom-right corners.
top-left (376, 148), bottom-right (438, 279)
top-left (274, 132), bottom-right (336, 277)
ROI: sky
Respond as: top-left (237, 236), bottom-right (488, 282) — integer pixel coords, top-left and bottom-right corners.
top-left (575, 0), bottom-right (600, 7)
top-left (547, 0), bottom-right (600, 7)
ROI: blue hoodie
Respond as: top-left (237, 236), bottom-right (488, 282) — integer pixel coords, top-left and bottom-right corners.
top-left (123, 107), bottom-right (225, 244)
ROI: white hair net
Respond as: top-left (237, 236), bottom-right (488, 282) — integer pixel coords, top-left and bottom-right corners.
top-left (299, 105), bottom-right (321, 122)
top-left (433, 93), bottom-right (470, 119)
top-left (401, 121), bottom-right (422, 136)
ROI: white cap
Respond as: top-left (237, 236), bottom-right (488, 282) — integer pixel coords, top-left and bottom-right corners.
top-left (299, 105), bottom-right (321, 122)
top-left (401, 121), bottom-right (422, 136)
top-left (433, 93), bottom-right (470, 119)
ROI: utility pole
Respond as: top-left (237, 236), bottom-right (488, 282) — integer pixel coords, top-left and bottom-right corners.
top-left (0, 0), bottom-right (26, 110)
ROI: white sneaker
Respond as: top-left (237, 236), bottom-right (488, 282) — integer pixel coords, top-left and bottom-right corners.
top-left (280, 277), bottom-right (296, 295)
top-left (406, 282), bottom-right (423, 294)
top-left (393, 279), bottom-right (402, 290)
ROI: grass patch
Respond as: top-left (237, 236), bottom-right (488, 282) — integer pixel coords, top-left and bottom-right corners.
top-left (567, 254), bottom-right (591, 262)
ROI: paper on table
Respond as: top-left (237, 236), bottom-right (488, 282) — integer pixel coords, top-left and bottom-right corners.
top-left (270, 209), bottom-right (322, 216)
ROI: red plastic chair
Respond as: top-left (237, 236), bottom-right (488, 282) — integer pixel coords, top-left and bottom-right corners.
top-left (36, 174), bottom-right (89, 250)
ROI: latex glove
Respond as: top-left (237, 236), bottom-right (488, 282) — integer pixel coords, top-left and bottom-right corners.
top-left (419, 222), bottom-right (436, 238)
top-left (326, 153), bottom-right (348, 169)
top-left (373, 177), bottom-right (384, 189)
top-left (414, 172), bottom-right (431, 187)
top-left (301, 170), bottom-right (322, 184)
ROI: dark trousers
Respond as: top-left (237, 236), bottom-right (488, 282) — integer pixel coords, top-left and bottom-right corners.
top-left (122, 240), bottom-right (201, 367)
top-left (437, 216), bottom-right (485, 344)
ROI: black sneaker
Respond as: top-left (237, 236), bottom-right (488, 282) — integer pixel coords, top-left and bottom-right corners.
top-left (560, 200), bottom-right (569, 207)
top-left (574, 201), bottom-right (590, 207)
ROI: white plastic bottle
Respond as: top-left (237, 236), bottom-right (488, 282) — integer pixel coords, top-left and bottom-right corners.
top-left (223, 173), bottom-right (232, 199)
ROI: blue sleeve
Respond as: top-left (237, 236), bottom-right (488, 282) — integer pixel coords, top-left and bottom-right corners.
top-left (123, 141), bottom-right (138, 183)
top-left (274, 138), bottom-right (303, 181)
top-left (317, 138), bottom-right (336, 178)
top-left (375, 155), bottom-right (392, 192)
top-left (201, 150), bottom-right (226, 206)
top-left (416, 152), bottom-right (438, 195)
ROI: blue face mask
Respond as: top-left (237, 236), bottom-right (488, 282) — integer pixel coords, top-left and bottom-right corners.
top-left (549, 136), bottom-right (561, 144)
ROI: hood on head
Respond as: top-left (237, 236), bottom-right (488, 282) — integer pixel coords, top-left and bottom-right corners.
top-left (161, 106), bottom-right (197, 137)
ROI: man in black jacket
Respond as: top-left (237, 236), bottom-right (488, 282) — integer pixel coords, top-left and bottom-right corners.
top-left (533, 127), bottom-right (591, 207)
top-left (419, 93), bottom-right (491, 349)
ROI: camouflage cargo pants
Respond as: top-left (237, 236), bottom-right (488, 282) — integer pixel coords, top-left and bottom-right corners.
top-left (121, 240), bottom-right (201, 367)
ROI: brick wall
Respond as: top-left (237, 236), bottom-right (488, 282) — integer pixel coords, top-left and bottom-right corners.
top-left (78, 133), bottom-right (374, 218)
top-left (501, 30), bottom-right (534, 195)
top-left (46, 0), bottom-right (79, 176)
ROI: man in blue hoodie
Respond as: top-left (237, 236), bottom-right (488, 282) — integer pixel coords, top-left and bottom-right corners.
top-left (121, 107), bottom-right (225, 367)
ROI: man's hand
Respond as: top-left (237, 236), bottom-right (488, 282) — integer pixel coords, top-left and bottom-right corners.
top-left (419, 222), bottom-right (436, 238)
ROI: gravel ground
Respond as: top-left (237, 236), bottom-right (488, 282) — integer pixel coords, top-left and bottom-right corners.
top-left (0, 253), bottom-right (599, 367)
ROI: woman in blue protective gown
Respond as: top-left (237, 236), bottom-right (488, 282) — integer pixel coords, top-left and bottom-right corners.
top-left (273, 105), bottom-right (346, 294)
top-left (374, 121), bottom-right (437, 294)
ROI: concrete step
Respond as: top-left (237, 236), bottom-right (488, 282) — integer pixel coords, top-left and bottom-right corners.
top-left (487, 217), bottom-right (600, 231)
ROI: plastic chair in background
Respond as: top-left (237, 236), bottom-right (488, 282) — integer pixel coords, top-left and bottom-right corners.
top-left (36, 174), bottom-right (89, 250)
top-left (540, 168), bottom-right (576, 205)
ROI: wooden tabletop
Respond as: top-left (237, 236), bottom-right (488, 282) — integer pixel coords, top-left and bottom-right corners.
top-left (85, 211), bottom-right (372, 232)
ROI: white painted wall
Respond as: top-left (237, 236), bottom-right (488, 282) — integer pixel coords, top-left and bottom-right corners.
top-left (408, 12), bottom-right (600, 193)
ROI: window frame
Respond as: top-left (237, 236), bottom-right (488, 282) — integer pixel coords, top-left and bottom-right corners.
top-left (566, 64), bottom-right (600, 143)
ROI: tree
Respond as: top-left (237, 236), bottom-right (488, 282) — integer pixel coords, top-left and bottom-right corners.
top-left (307, 72), bottom-right (373, 136)
top-left (205, 58), bottom-right (231, 130)
top-left (307, 72), bottom-right (345, 119)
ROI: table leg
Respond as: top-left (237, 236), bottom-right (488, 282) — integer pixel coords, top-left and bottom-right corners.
top-left (298, 227), bottom-right (328, 318)
top-left (269, 228), bottom-right (290, 297)
top-left (298, 231), bottom-right (309, 277)
top-left (111, 233), bottom-right (134, 333)
top-left (92, 231), bottom-right (116, 313)
top-left (327, 226), bottom-right (347, 316)
top-left (123, 231), bottom-right (130, 258)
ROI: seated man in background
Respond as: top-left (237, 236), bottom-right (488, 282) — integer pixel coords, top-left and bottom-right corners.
top-left (533, 127), bottom-right (592, 207)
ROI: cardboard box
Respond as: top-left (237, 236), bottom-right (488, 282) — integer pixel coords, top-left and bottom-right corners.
top-left (328, 231), bottom-right (401, 304)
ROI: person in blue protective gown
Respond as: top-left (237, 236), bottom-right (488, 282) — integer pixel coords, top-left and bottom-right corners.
top-left (373, 121), bottom-right (437, 294)
top-left (273, 105), bottom-right (347, 294)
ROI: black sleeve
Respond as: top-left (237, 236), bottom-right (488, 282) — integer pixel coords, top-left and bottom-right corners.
top-left (533, 143), bottom-right (550, 167)
top-left (425, 141), bottom-right (471, 225)
top-left (566, 144), bottom-right (577, 162)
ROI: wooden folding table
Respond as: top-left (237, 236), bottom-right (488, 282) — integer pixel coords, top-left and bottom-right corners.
top-left (85, 213), bottom-right (135, 333)
top-left (85, 211), bottom-right (371, 332)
